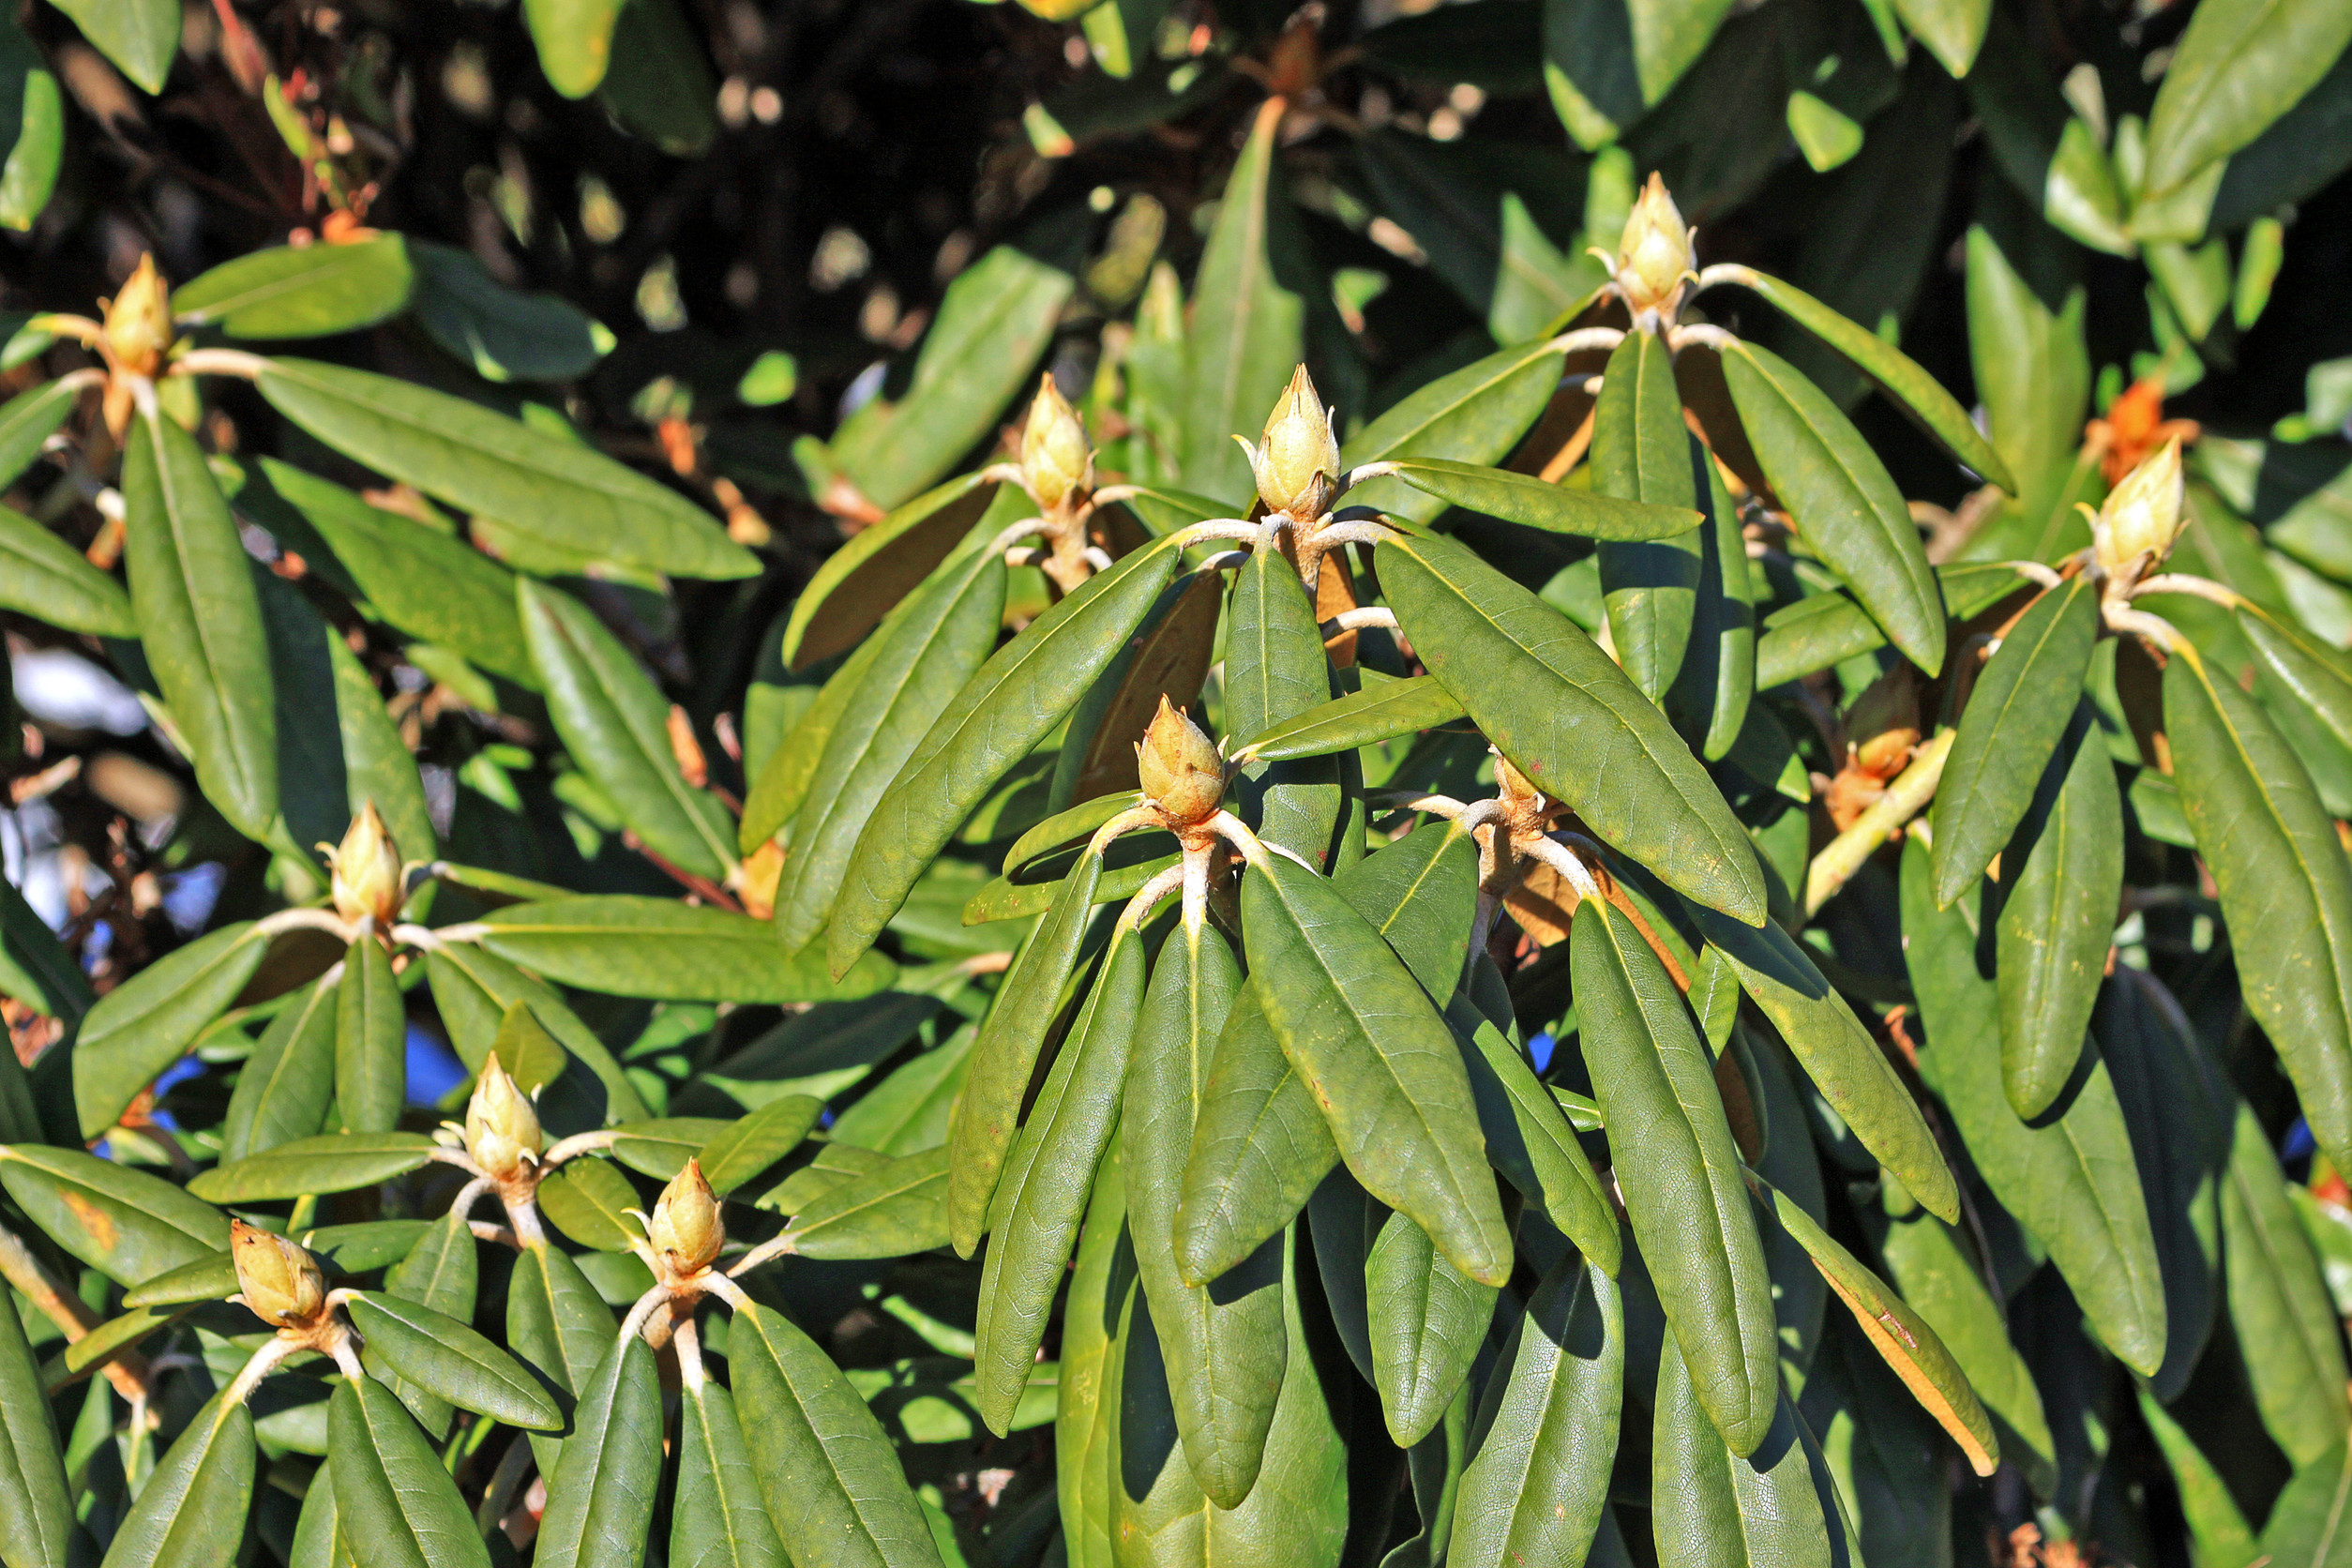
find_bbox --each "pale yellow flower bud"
[328,801,404,927]
[2094,436,2186,579]
[1136,696,1224,827]
[102,254,173,378]
[649,1158,724,1275]
[1615,173,1694,318]
[232,1220,326,1328]
[1240,364,1340,518]
[1020,374,1092,511]
[464,1052,542,1180]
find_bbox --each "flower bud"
[464,1051,543,1180]
[103,254,174,378]
[232,1220,326,1328]
[1615,173,1693,317]
[1136,696,1224,827]
[328,801,404,927]
[1019,374,1092,511]
[1240,365,1340,518]
[649,1158,724,1275]
[1845,670,1921,781]
[2094,436,2186,578]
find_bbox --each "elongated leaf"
[2139,1392,2262,1568]
[222,970,339,1161]
[1243,852,1511,1286]
[523,0,622,95]
[124,405,277,837]
[125,1219,428,1307]
[1683,901,1958,1223]
[190,1132,437,1201]
[1368,1206,1499,1446]
[374,1209,478,1437]
[1059,1143,1125,1568]
[700,1095,825,1195]
[779,472,998,671]
[1593,329,1701,701]
[1452,993,1619,1273]
[1720,338,1944,674]
[536,1156,642,1251]
[409,241,613,384]
[425,943,646,1120]
[1385,457,1699,541]
[776,545,1007,952]
[1180,98,1303,505]
[536,1334,663,1568]
[675,1376,788,1568]
[1340,338,1567,523]
[1543,0,1731,145]
[1756,564,2023,689]
[2244,606,2352,758]
[0,23,59,235]
[98,1395,253,1568]
[0,1146,225,1286]
[0,502,133,635]
[1447,1253,1621,1568]
[2168,648,2352,1181]
[1652,1340,1856,1568]
[782,1146,949,1258]
[328,1375,488,1568]
[507,1240,614,1473]
[1930,578,2099,904]
[1797,1321,1954,1568]
[2225,1101,2351,1466]
[974,930,1143,1432]
[475,896,894,1003]
[1227,540,1340,860]
[1995,705,2121,1119]
[173,237,412,339]
[335,936,405,1137]
[1898,836,2166,1375]
[829,534,1184,973]
[2142,0,2352,200]
[1233,675,1467,764]
[257,358,755,580]
[0,1231,68,1568]
[1575,897,1778,1455]
[731,1301,944,1568]
[1964,221,2091,522]
[1964,9,2131,255]
[51,0,174,92]
[1380,530,1764,924]
[346,1292,563,1429]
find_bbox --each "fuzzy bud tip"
[231,1220,326,1328]
[464,1051,543,1180]
[1137,696,1224,827]
[103,254,173,378]
[328,801,404,927]
[1616,173,1693,317]
[2095,436,2186,578]
[1242,364,1340,518]
[1020,374,1093,511]
[649,1158,724,1275]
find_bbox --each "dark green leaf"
[475,896,896,1003]
[2141,0,2352,201]
[699,1096,825,1195]
[1385,457,1700,541]
[536,1157,643,1251]
[0,501,133,636]
[97,1395,253,1568]
[1232,675,1466,764]
[1651,1340,1857,1568]
[1367,1206,1499,1446]
[1178,98,1303,506]
[1594,329,1702,701]
[189,1132,438,1201]
[1755,564,2023,689]
[0,1145,226,1286]
[173,237,412,339]
[674,1376,788,1568]
[781,1146,950,1259]
[409,241,612,383]
[335,936,406,1137]
[535,1334,662,1568]
[347,1291,564,1430]
[222,969,339,1161]
[327,1374,490,1568]
[2224,1100,2351,1467]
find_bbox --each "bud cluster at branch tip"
[325,801,404,927]
[464,1051,543,1180]
[1019,373,1093,512]
[1238,364,1341,519]
[1137,696,1225,829]
[102,254,173,378]
[1615,173,1694,321]
[231,1220,326,1329]
[2093,436,2186,581]
[649,1158,725,1278]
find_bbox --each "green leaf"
[699,1095,825,1195]
[675,1377,788,1568]
[1541,0,1735,146]
[1668,453,1755,758]
[327,1375,489,1568]
[2261,1439,2352,1568]
[475,896,895,1003]
[731,1300,945,1568]
[0,380,73,492]
[2138,1392,2261,1568]
[1796,1323,1954,1568]
[222,969,339,1161]
[780,1145,949,1258]
[1889,0,1988,75]
[0,1145,225,1286]
[1452,991,1619,1274]
[1058,1142,1124,1568]
[973,930,1143,1432]
[173,237,412,339]
[596,0,716,155]
[2224,1100,2352,1467]
[1995,707,2121,1119]
[506,1240,616,1476]
[124,404,279,837]
[775,545,1008,952]
[523,0,624,95]
[122,1220,429,1307]
[376,1209,477,1437]
[1367,1206,1499,1446]
[1932,578,2099,904]
[262,460,532,686]
[0,875,87,1032]
[779,473,1000,673]
[0,1223,69,1568]
[1719,338,1945,674]
[345,1291,564,1430]
[2142,0,2352,201]
[1232,675,1467,765]
[51,0,174,92]
[1226,541,1341,861]
[825,1032,971,1157]
[191,1132,439,1201]
[335,936,406,1137]
[1965,222,2092,524]
[828,532,1184,974]
[0,18,61,233]
[1651,1340,1857,1568]
[1594,329,1702,701]
[1340,338,1568,525]
[1898,836,2166,1376]
[427,945,650,1122]
[1380,529,1765,925]
[1755,564,2023,690]
[257,358,755,580]
[609,1117,734,1180]
[2168,647,2352,1182]
[98,1395,253,1568]
[832,241,1077,512]
[535,1334,662,1568]
[1446,1253,1621,1568]
[0,502,131,636]
[73,921,268,1138]
[2243,604,2352,760]
[410,240,612,383]
[1724,268,2014,492]
[1179,99,1304,506]
[1964,11,2130,256]
[537,1157,643,1251]
[1574,897,1778,1455]
[1386,458,1701,542]
[329,633,437,867]
[1244,852,1511,1286]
